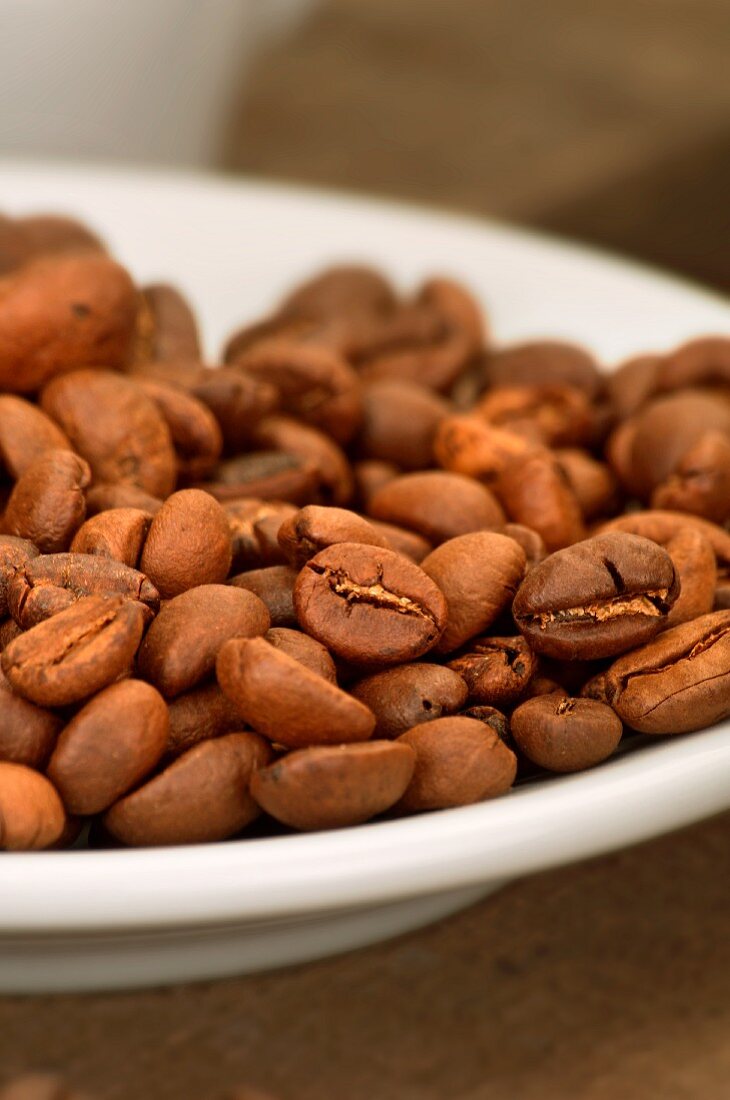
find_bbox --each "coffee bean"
[434,414,537,484]
[358,379,450,469]
[457,704,511,744]
[277,504,390,569]
[294,542,447,665]
[0,394,71,478]
[421,531,526,652]
[478,383,598,448]
[18,213,105,258]
[598,510,730,584]
[606,354,662,419]
[70,508,153,567]
[141,282,201,362]
[135,376,223,482]
[368,470,505,543]
[658,336,730,391]
[251,741,415,831]
[651,430,730,524]
[278,264,396,324]
[103,732,270,846]
[47,680,168,815]
[1,595,146,706]
[513,532,679,659]
[165,682,244,758]
[199,450,320,506]
[605,610,730,733]
[0,762,66,850]
[217,636,375,748]
[264,627,337,682]
[3,449,90,553]
[85,483,163,517]
[351,663,468,738]
[494,451,585,552]
[554,448,621,519]
[499,524,546,568]
[485,340,602,396]
[511,694,623,772]
[189,366,280,453]
[396,716,517,811]
[140,489,232,598]
[138,584,270,698]
[226,500,297,572]
[252,415,354,505]
[0,535,39,617]
[665,529,716,627]
[0,668,62,768]
[367,520,431,563]
[231,565,298,627]
[628,390,730,499]
[448,636,536,707]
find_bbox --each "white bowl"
[0,161,729,994]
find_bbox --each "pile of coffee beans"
[0,211,728,850]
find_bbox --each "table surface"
[2,2,729,1096]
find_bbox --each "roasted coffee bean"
[494,451,585,552]
[458,704,511,743]
[554,448,620,519]
[85,482,163,517]
[396,716,517,811]
[658,336,730,391]
[605,610,730,733]
[189,366,280,452]
[359,322,474,393]
[351,663,468,739]
[628,390,730,499]
[499,524,546,568]
[434,414,537,484]
[0,254,137,393]
[18,213,105,258]
[0,394,71,478]
[41,369,177,497]
[598,511,730,583]
[606,354,662,418]
[252,415,354,505]
[0,668,62,768]
[264,626,337,682]
[0,762,66,850]
[278,504,390,569]
[0,535,39,617]
[138,584,270,698]
[367,520,431,563]
[1,595,146,707]
[278,264,397,324]
[231,565,298,627]
[485,340,602,396]
[251,741,415,831]
[70,508,153,567]
[140,489,232,598]
[579,671,610,703]
[0,619,21,651]
[134,376,223,482]
[358,380,450,469]
[651,430,730,523]
[200,450,320,505]
[226,500,298,572]
[511,694,623,772]
[47,680,169,815]
[513,533,679,659]
[294,542,447,665]
[605,418,645,498]
[141,283,201,362]
[7,552,159,630]
[421,531,526,652]
[103,732,270,846]
[217,636,375,747]
[448,635,536,707]
[368,470,505,543]
[3,449,90,553]
[165,682,244,757]
[665,528,716,627]
[477,383,597,448]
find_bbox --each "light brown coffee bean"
[140,489,232,598]
[477,383,598,448]
[368,470,505,543]
[1,594,146,706]
[597,510,730,579]
[278,264,397,324]
[353,459,400,507]
[103,732,271,845]
[421,531,526,652]
[277,504,390,569]
[251,741,415,831]
[0,668,62,768]
[554,448,620,520]
[651,430,730,524]
[231,565,299,627]
[264,627,337,682]
[0,394,71,478]
[141,283,201,362]
[198,451,319,506]
[217,636,375,748]
[138,584,270,698]
[511,694,623,772]
[485,340,602,396]
[494,451,586,552]
[658,336,730,391]
[351,663,468,738]
[165,682,244,757]
[47,680,169,814]
[499,524,546,568]
[70,508,153,567]
[0,762,66,850]
[396,716,517,811]
[434,414,538,484]
[3,449,90,553]
[665,528,717,627]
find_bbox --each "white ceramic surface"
[0,162,729,993]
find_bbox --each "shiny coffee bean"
[3,449,90,553]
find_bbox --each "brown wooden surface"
[2,2,729,1096]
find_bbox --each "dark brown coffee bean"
[294,542,447,665]
[264,627,337,682]
[448,635,536,707]
[251,741,414,831]
[3,449,90,553]
[494,451,586,552]
[134,377,223,482]
[554,448,620,520]
[47,680,169,815]
[70,508,153,567]
[1,594,146,707]
[478,383,598,448]
[252,416,354,505]
[396,716,517,811]
[85,482,163,517]
[485,340,602,396]
[353,459,400,507]
[368,470,505,544]
[0,762,66,850]
[628,390,730,499]
[141,283,201,362]
[511,694,623,772]
[166,682,244,757]
[367,520,432,563]
[41,369,177,497]
[421,531,526,652]
[200,451,320,505]
[138,584,270,698]
[434,414,537,484]
[651,430,730,524]
[0,394,71,478]
[217,636,375,748]
[351,663,468,738]
[665,529,716,627]
[18,213,105,258]
[0,535,39,617]
[231,565,298,627]
[513,532,679,659]
[606,354,662,418]
[0,668,62,768]
[0,254,137,393]
[358,380,450,469]
[605,610,730,733]
[277,505,390,570]
[226,500,298,572]
[658,336,730,391]
[140,489,232,598]
[103,732,270,846]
